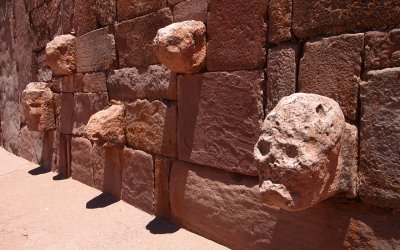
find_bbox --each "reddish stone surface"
[72,93,109,135]
[173,0,208,23]
[92,142,105,191]
[126,100,177,157]
[177,71,263,176]
[45,35,76,76]
[51,75,75,93]
[103,147,123,198]
[117,0,166,22]
[26,0,45,11]
[299,34,363,122]
[268,0,292,43]
[170,160,400,250]
[359,68,400,209]
[83,72,107,93]
[364,29,400,72]
[122,148,155,214]
[266,44,298,112]
[116,8,172,68]
[71,137,93,186]
[155,155,171,219]
[73,0,97,36]
[76,27,116,73]
[206,0,267,71]
[18,126,42,164]
[293,0,400,39]
[36,51,52,83]
[95,0,116,27]
[41,130,59,172]
[59,93,74,134]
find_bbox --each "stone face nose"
[254,93,358,211]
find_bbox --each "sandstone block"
[173,0,208,23]
[155,155,171,219]
[365,29,400,72]
[72,93,109,135]
[45,34,76,76]
[266,44,298,112]
[122,148,155,214]
[73,0,97,36]
[19,126,43,164]
[61,0,74,34]
[116,8,173,68]
[154,20,206,73]
[359,68,400,209]
[71,137,93,186]
[268,0,292,43]
[117,0,166,22]
[254,93,357,211]
[293,0,400,39]
[126,100,177,157]
[83,72,107,93]
[299,34,363,122]
[51,75,75,93]
[107,65,176,101]
[76,27,116,73]
[206,0,266,71]
[84,104,126,146]
[177,71,263,176]
[95,0,116,26]
[92,142,105,190]
[22,82,56,132]
[103,147,123,198]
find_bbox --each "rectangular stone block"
[155,155,171,219]
[122,148,155,214]
[299,34,363,122]
[59,93,74,134]
[293,0,400,39]
[92,142,105,190]
[266,43,298,112]
[268,0,292,43]
[76,27,116,73]
[83,72,107,93]
[177,71,263,176]
[51,75,75,93]
[72,93,109,135]
[126,100,177,157]
[73,0,97,36]
[173,0,208,23]
[117,0,166,22]
[365,29,400,72]
[107,65,177,101]
[95,0,116,27]
[170,160,400,250]
[116,8,172,68]
[71,137,93,186]
[206,0,267,71]
[359,68,400,209]
[103,147,123,198]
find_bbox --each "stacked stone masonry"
[1,0,399,249]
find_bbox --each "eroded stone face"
[45,34,76,76]
[22,82,56,132]
[254,93,347,211]
[154,20,206,73]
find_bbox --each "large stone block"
[95,0,116,27]
[72,93,109,135]
[107,65,176,101]
[71,137,93,186]
[364,29,400,72]
[299,34,363,122]
[46,34,76,76]
[170,160,400,250]
[117,0,166,22]
[359,68,400,209]
[126,100,177,157]
[122,148,155,214]
[83,72,107,93]
[293,0,400,39]
[103,147,123,198]
[268,0,292,43]
[206,0,267,71]
[18,126,43,164]
[155,155,171,219]
[76,27,116,73]
[116,8,172,68]
[266,44,298,112]
[173,0,208,23]
[177,71,263,176]
[73,0,97,36]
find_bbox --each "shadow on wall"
[146,217,180,234]
[86,193,119,209]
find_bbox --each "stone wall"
[0,0,399,249]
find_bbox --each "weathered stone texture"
[59,93,74,134]
[154,20,206,74]
[73,0,97,36]
[170,160,400,250]
[36,51,52,83]
[83,72,107,93]
[72,93,109,135]
[299,34,363,122]
[26,0,45,11]
[359,68,400,209]
[266,44,297,112]
[71,137,93,186]
[51,75,75,93]
[268,0,292,43]
[117,0,166,22]
[46,34,76,76]
[116,8,173,68]
[206,0,267,71]
[365,29,400,72]
[293,0,400,39]
[126,100,177,157]
[103,147,123,198]
[92,142,105,190]
[177,71,263,176]
[173,0,208,23]
[122,148,155,214]
[19,126,43,164]
[95,0,116,27]
[76,27,116,73]
[107,65,176,101]
[155,155,171,219]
